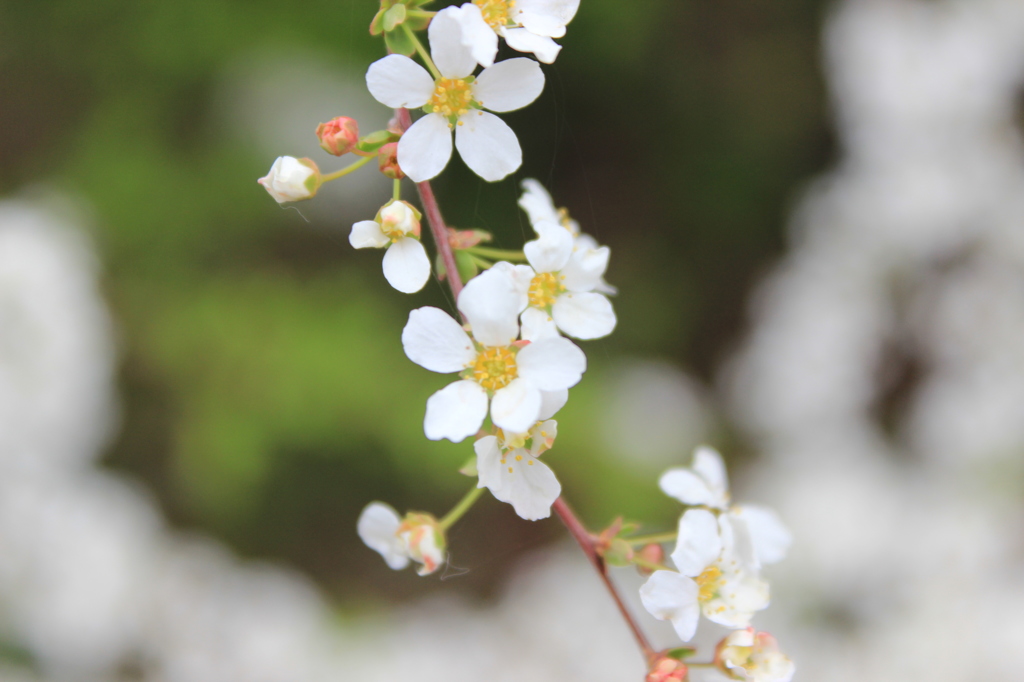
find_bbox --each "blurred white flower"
[451,0,580,65]
[715,628,795,682]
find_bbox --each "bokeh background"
[3,0,1024,679]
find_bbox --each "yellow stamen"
[471,346,518,391]
[528,272,565,309]
[473,0,514,29]
[695,565,723,603]
[428,77,474,121]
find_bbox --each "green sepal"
[618,522,641,537]
[458,456,478,477]
[382,4,407,32]
[384,27,417,56]
[665,647,697,660]
[602,538,635,567]
[404,14,431,31]
[357,130,398,155]
[455,250,480,284]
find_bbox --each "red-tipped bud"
[446,227,492,250]
[636,543,665,575]
[317,117,360,156]
[377,142,404,179]
[647,656,689,682]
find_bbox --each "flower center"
[528,272,565,308]
[473,0,516,29]
[472,346,518,391]
[427,78,475,122]
[695,565,723,603]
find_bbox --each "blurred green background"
[0,0,833,604]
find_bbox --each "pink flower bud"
[377,142,404,179]
[636,543,665,576]
[646,656,689,682]
[317,117,360,156]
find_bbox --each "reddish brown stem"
[394,108,463,299]
[552,497,657,663]
[393,107,652,666]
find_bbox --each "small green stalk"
[438,485,484,531]
[626,532,678,547]
[402,23,440,79]
[631,556,673,572]
[393,178,402,201]
[465,246,528,261]
[321,155,374,182]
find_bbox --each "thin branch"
[394,108,463,300]
[552,497,656,663]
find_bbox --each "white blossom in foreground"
[357,502,446,576]
[714,629,795,682]
[451,0,581,65]
[518,178,617,296]
[639,510,769,641]
[257,156,321,203]
[513,221,617,341]
[403,267,585,442]
[365,7,545,182]
[350,200,431,294]
[475,419,560,520]
[660,446,792,565]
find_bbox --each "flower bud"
[377,142,404,179]
[636,543,665,575]
[377,199,421,238]
[398,512,446,576]
[317,117,360,156]
[447,227,492,250]
[646,656,689,682]
[258,156,321,203]
[714,629,794,682]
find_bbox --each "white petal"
[538,389,568,420]
[357,502,409,570]
[491,378,542,433]
[524,220,574,273]
[454,111,521,182]
[429,7,477,79]
[350,220,389,249]
[517,337,586,390]
[507,455,561,520]
[365,55,434,108]
[397,114,453,182]
[731,505,792,565]
[382,238,431,294]
[402,306,475,373]
[449,3,499,67]
[514,0,579,35]
[424,380,489,442]
[501,28,562,64]
[473,58,546,113]
[490,261,533,311]
[518,178,560,225]
[458,266,522,347]
[551,291,616,339]
[639,571,700,642]
[692,445,729,505]
[671,509,723,577]
[520,306,560,342]
[562,243,610,292]
[658,468,718,507]
[518,9,569,38]
[475,435,505,492]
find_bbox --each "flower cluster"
[636,447,794,681]
[257,2,795,678]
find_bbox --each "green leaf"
[384,27,417,56]
[382,4,407,32]
[370,8,387,35]
[665,647,697,660]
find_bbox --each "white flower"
[356,503,446,576]
[640,510,769,641]
[350,200,431,294]
[257,156,321,203]
[512,222,616,341]
[659,446,792,566]
[475,419,561,520]
[365,7,545,182]
[518,178,617,296]
[715,629,795,682]
[402,266,586,442]
[452,0,580,65]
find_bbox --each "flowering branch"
[553,497,657,663]
[395,107,463,300]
